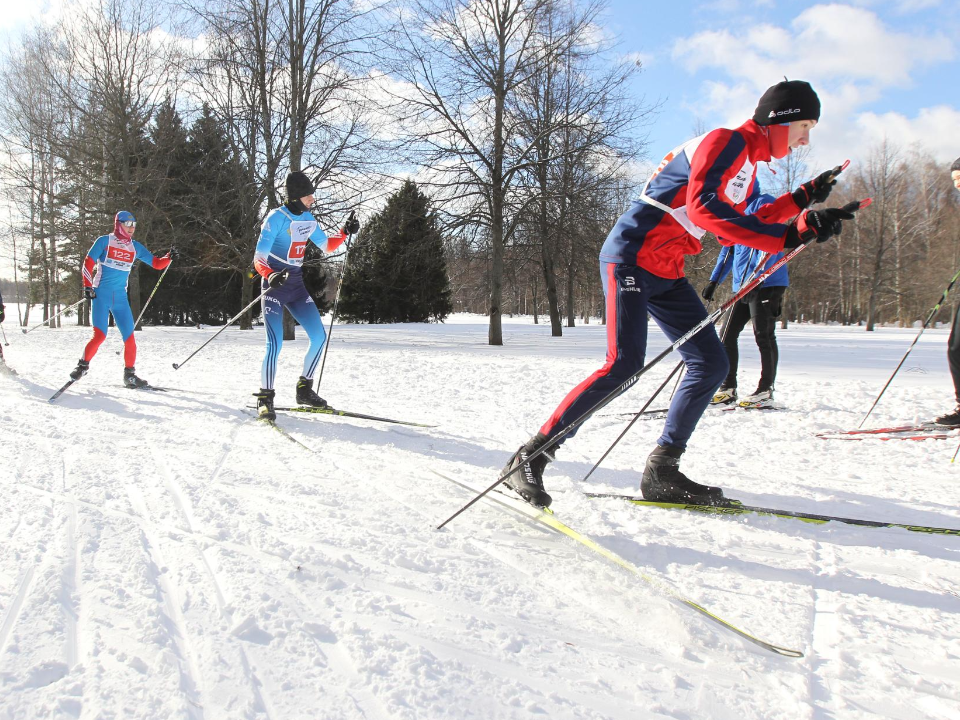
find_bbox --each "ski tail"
[435,470,803,657]
[49,379,77,402]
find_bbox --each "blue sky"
[601,0,960,170]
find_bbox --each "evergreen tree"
[339,181,452,323]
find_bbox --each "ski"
[610,405,782,421]
[584,493,960,537]
[815,423,945,437]
[245,410,317,453]
[818,432,951,442]
[49,378,78,402]
[434,469,803,658]
[245,405,436,428]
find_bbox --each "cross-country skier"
[703,183,788,408]
[935,156,960,426]
[502,79,859,508]
[0,286,12,374]
[68,211,171,388]
[252,170,360,421]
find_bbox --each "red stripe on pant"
[82,328,107,362]
[539,263,619,438]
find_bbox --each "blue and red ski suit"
[80,215,170,367]
[540,119,805,450]
[253,205,347,390]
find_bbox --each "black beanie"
[952,157,960,173]
[754,80,820,126]
[285,171,315,201]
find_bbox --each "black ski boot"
[295,376,327,408]
[501,433,554,508]
[70,359,90,381]
[640,444,726,506]
[123,366,149,389]
[254,388,276,421]
[935,405,960,427]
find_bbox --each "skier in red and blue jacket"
[68,211,171,388]
[503,80,858,508]
[252,170,359,420]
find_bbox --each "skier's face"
[787,119,817,150]
[300,194,315,209]
[952,171,960,192]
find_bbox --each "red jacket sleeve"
[82,256,97,288]
[686,129,791,253]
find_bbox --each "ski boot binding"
[641,444,726,506]
[501,434,554,508]
[124,366,149,389]
[254,388,276,421]
[70,359,90,381]
[296,376,327,408]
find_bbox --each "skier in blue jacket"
[252,170,359,420]
[701,183,788,407]
[69,211,171,388]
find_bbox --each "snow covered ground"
[2,312,959,719]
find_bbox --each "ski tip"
[840,159,850,172]
[857,197,873,209]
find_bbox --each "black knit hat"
[285,171,315,201]
[754,80,820,126]
[952,157,960,173]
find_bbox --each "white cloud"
[674,5,952,89]
[670,4,957,170]
[854,106,960,163]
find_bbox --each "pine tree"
[339,181,452,323]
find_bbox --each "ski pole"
[859,266,960,428]
[1,322,8,346]
[116,261,172,355]
[21,298,85,334]
[583,254,771,483]
[316,210,357,389]
[172,286,271,370]
[437,200,870,529]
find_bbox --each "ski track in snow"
[1,315,960,719]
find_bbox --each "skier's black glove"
[344,216,360,235]
[267,270,289,288]
[701,281,718,301]
[784,203,858,248]
[0,303,5,323]
[792,164,844,209]
[84,286,97,300]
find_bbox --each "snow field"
[1,315,959,719]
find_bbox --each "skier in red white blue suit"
[252,170,359,420]
[503,80,859,508]
[69,211,171,388]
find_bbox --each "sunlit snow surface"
[2,313,959,719]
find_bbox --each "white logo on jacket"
[724,160,754,205]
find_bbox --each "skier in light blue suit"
[252,170,359,420]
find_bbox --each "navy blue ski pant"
[540,262,728,450]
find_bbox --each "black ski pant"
[720,285,786,393]
[950,302,960,403]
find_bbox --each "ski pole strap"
[172,285,270,370]
[21,298,86,334]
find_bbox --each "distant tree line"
[1,0,957,341]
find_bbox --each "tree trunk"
[240,270,255,329]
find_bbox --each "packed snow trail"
[2,316,959,719]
